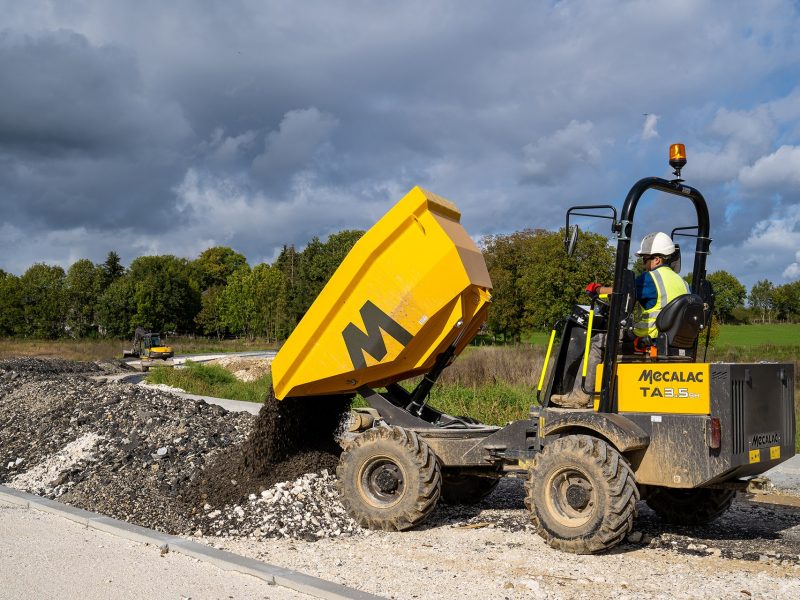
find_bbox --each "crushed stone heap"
[0,357,359,540]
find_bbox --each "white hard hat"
[636,232,675,256]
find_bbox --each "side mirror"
[565,225,579,257]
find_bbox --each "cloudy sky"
[1,1,799,290]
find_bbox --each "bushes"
[423,345,543,425]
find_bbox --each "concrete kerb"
[0,485,31,508]
[91,515,174,547]
[0,485,383,600]
[27,495,96,527]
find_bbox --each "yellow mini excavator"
[123,327,174,366]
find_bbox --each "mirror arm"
[564,204,619,256]
[565,205,618,235]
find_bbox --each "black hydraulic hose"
[406,343,457,414]
[406,321,467,414]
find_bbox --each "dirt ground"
[207,480,800,599]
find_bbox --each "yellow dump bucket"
[272,186,492,399]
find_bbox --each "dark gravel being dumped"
[189,393,352,509]
[0,357,359,540]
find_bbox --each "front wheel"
[336,426,441,531]
[526,435,639,554]
[645,487,734,525]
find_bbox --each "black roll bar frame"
[598,177,711,414]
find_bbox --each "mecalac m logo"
[342,300,413,370]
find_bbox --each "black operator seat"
[654,293,706,351]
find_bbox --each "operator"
[550,232,690,408]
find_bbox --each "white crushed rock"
[199,470,361,541]
[208,356,272,382]
[138,381,187,394]
[8,432,103,494]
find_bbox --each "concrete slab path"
[0,488,381,600]
[0,501,308,600]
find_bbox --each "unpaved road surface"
[1,358,798,599]
[207,481,800,599]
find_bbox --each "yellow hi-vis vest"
[634,266,691,337]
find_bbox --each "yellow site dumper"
[270,153,795,554]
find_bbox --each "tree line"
[0,229,364,341]
[482,230,800,336]
[0,228,798,342]
[680,271,800,325]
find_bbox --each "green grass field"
[0,336,277,361]
[715,323,800,347]
[712,324,800,366]
[0,323,793,360]
[520,323,800,351]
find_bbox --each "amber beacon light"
[669,143,687,178]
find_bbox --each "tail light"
[708,417,721,449]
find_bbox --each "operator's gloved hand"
[585,282,602,296]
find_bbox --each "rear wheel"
[336,426,441,531]
[440,469,501,505]
[526,435,639,554]
[645,487,734,525]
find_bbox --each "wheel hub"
[359,457,406,507]
[375,466,401,493]
[545,467,596,527]
[566,484,590,510]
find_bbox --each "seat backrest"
[654,293,705,349]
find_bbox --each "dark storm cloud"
[0,1,799,290]
[0,28,190,232]
[0,30,138,153]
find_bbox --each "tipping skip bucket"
[271,186,492,399]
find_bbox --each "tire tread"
[336,426,441,531]
[525,435,639,554]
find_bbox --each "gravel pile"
[199,470,361,540]
[2,356,107,375]
[0,357,359,540]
